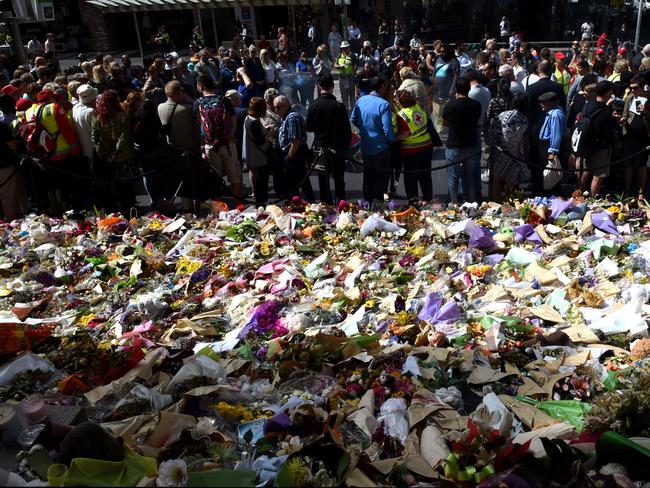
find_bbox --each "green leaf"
[336,454,350,481]
[603,370,621,391]
[187,469,256,487]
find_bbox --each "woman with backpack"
[91,90,136,211]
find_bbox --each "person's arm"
[238,68,253,89]
[425,52,435,72]
[350,103,360,127]
[250,120,269,149]
[548,111,563,154]
[381,102,396,143]
[396,114,410,140]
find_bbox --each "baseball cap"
[15,98,33,111]
[596,48,605,55]
[363,40,372,48]
[618,47,628,55]
[554,52,566,60]
[1,84,19,97]
[36,89,56,103]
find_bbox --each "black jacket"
[526,78,567,131]
[306,92,352,153]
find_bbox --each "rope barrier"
[3,141,649,207]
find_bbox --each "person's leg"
[403,153,418,200]
[331,153,346,204]
[296,145,315,201]
[0,166,28,221]
[446,147,460,203]
[254,164,269,205]
[462,145,480,203]
[638,164,647,199]
[362,153,373,202]
[220,142,243,198]
[318,170,333,204]
[373,149,391,202]
[418,146,434,201]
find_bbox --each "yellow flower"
[176,256,202,275]
[149,220,165,230]
[365,300,375,309]
[78,314,95,326]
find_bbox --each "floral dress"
[488,109,530,185]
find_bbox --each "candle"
[20,398,48,424]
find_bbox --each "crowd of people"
[1,18,650,220]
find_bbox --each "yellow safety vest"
[398,104,431,151]
[337,53,354,77]
[555,67,570,95]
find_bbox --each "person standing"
[336,41,356,110]
[243,97,272,206]
[295,51,315,107]
[395,89,433,202]
[27,35,43,55]
[431,44,460,129]
[537,92,565,194]
[72,84,97,163]
[306,73,352,204]
[350,76,396,205]
[499,17,510,43]
[488,92,529,201]
[275,95,315,201]
[91,90,136,211]
[442,78,482,203]
[328,25,342,62]
[307,20,318,54]
[348,20,362,53]
[313,44,333,79]
[158,80,200,152]
[194,49,220,86]
[526,60,566,193]
[578,81,618,196]
[621,77,650,199]
[194,74,243,200]
[398,67,430,116]
[44,33,56,55]
[378,21,390,52]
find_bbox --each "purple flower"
[239,300,286,338]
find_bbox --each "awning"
[85,0,323,13]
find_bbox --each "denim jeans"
[446,145,481,203]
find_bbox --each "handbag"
[426,117,443,147]
[310,146,335,175]
[543,154,562,190]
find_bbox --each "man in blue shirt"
[275,95,315,202]
[538,91,566,193]
[350,76,396,204]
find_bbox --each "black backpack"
[571,105,607,157]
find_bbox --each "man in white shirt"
[44,33,55,54]
[72,84,97,163]
[581,19,594,40]
[348,20,362,53]
[27,35,43,54]
[498,64,524,95]
[307,20,316,51]
[499,16,510,42]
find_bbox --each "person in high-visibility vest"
[395,89,433,201]
[335,41,356,111]
[553,52,571,95]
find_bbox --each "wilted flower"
[156,459,187,487]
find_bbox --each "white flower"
[156,459,188,487]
